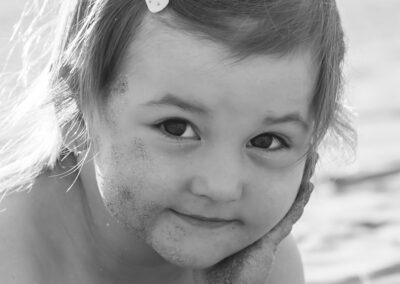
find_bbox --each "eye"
[248,133,288,151]
[158,118,199,140]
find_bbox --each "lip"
[170,209,238,229]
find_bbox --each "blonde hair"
[0,1,76,198]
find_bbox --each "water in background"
[1,1,399,283]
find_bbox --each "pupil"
[252,135,273,148]
[164,120,187,136]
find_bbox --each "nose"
[189,149,245,203]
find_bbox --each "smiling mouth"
[170,209,239,229]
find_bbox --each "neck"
[69,152,191,283]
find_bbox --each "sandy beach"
[1,1,399,283]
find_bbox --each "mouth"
[170,209,239,229]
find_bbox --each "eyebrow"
[143,94,209,115]
[143,94,310,131]
[263,113,310,132]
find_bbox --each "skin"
[0,15,318,284]
[80,15,317,282]
[194,153,317,283]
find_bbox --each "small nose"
[189,150,244,203]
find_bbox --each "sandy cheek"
[94,142,161,236]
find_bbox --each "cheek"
[94,162,154,232]
[93,137,167,233]
[246,164,304,235]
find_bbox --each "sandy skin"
[0,14,318,284]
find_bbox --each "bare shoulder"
[0,187,45,283]
[267,234,305,284]
[0,170,74,283]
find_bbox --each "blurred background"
[296,1,400,283]
[1,1,399,283]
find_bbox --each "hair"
[0,0,356,199]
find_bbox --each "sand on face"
[1,1,400,284]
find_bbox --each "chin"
[149,236,228,269]
[144,217,253,270]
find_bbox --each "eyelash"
[155,118,200,141]
[249,133,290,152]
[154,118,290,151]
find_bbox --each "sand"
[1,1,399,283]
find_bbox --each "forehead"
[120,15,317,118]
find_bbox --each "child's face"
[90,17,316,268]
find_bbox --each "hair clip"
[145,0,169,13]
